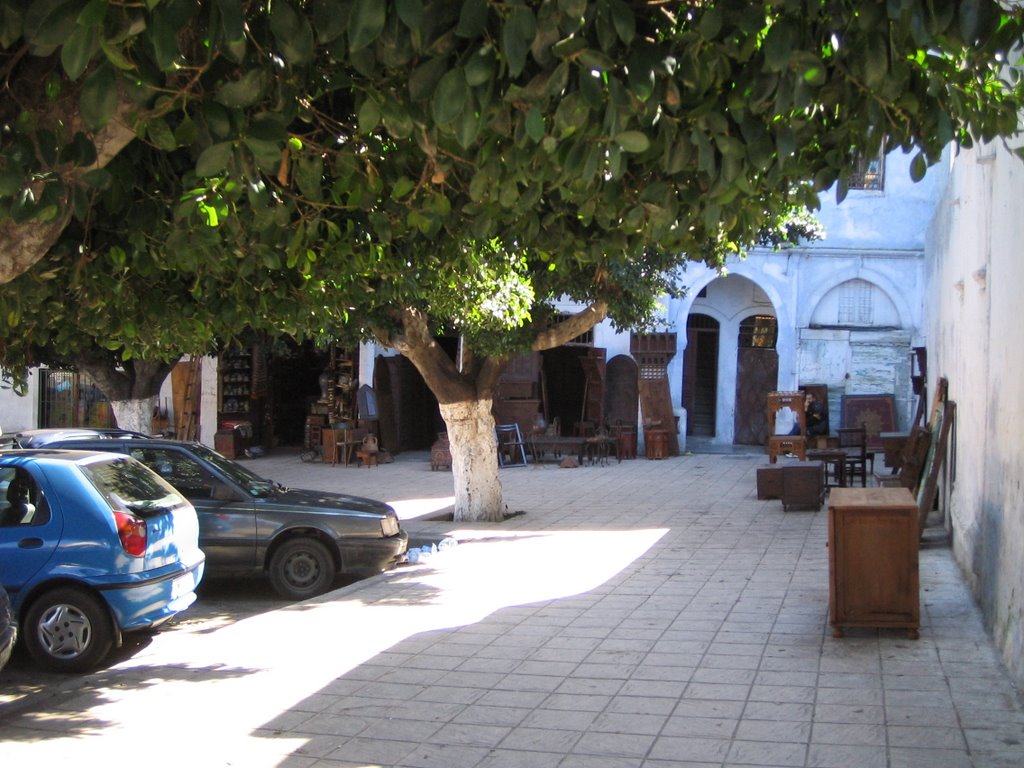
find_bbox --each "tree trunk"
[109,396,157,434]
[440,399,505,523]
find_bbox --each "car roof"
[0,447,141,466]
[6,428,152,448]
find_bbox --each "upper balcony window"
[848,152,885,191]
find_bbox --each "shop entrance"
[266,340,329,447]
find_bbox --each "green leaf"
[392,177,415,199]
[763,20,794,72]
[0,170,21,197]
[358,98,381,132]
[380,101,414,139]
[195,141,234,176]
[270,1,315,65]
[608,0,635,44]
[146,118,177,150]
[909,151,927,182]
[349,0,386,52]
[502,7,535,78]
[409,56,448,101]
[578,49,615,71]
[77,0,107,26]
[464,45,495,86]
[23,0,79,54]
[313,0,348,44]
[80,167,111,189]
[214,0,245,43]
[697,5,723,39]
[432,68,469,124]
[615,130,650,153]
[79,63,117,131]
[456,0,488,38]
[395,0,424,32]
[245,138,282,172]
[455,107,481,148]
[100,39,135,70]
[61,23,99,80]
[216,69,266,108]
[150,7,179,71]
[526,107,545,142]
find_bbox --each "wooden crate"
[781,461,824,511]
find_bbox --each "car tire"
[268,538,336,600]
[23,587,114,673]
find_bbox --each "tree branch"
[531,301,609,351]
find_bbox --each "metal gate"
[38,369,114,428]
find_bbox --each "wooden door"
[604,355,639,428]
[733,347,778,445]
[684,315,719,436]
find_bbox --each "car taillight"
[114,511,147,557]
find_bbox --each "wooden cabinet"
[827,487,920,639]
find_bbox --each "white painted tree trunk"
[439,399,506,523]
[109,397,157,435]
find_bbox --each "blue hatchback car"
[0,449,205,673]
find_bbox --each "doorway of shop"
[684,314,719,436]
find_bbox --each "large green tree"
[1,0,1023,520]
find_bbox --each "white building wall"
[926,140,1024,688]
[0,378,36,434]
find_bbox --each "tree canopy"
[1,0,1023,519]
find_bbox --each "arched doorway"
[684,314,719,436]
[733,315,779,445]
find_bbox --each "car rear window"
[81,456,187,519]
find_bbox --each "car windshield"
[82,456,187,518]
[193,444,278,497]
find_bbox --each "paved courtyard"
[0,447,1021,767]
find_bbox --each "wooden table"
[827,487,920,639]
[880,431,910,473]
[806,448,848,487]
[527,435,586,464]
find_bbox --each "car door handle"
[18,537,44,549]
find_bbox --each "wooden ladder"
[176,358,202,441]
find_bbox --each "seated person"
[2,472,36,526]
[805,392,829,436]
[789,391,829,436]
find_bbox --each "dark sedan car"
[39,436,408,600]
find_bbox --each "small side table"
[807,449,848,488]
[644,429,669,459]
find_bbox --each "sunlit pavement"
[1,448,1022,767]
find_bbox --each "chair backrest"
[837,425,867,456]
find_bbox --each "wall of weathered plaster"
[925,140,1024,688]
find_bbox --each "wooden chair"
[837,425,868,487]
[876,425,931,492]
[766,391,807,463]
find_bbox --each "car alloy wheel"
[268,537,335,600]
[24,587,114,673]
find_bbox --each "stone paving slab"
[0,448,1021,767]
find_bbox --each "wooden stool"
[356,449,379,468]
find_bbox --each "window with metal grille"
[849,152,885,191]
[38,369,114,428]
[738,315,778,349]
[556,313,594,345]
[838,280,874,325]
